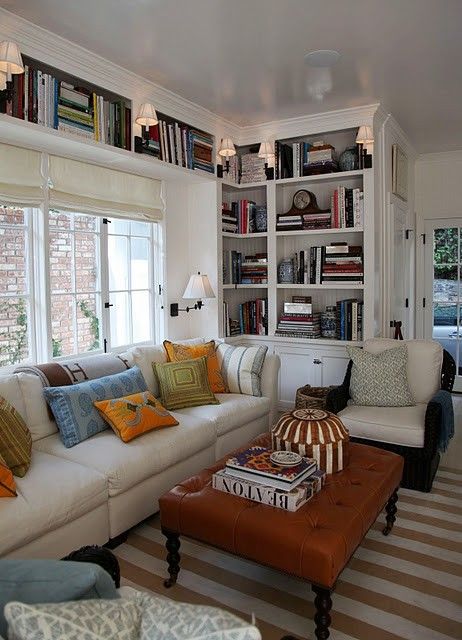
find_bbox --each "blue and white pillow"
[216,343,268,397]
[44,366,147,447]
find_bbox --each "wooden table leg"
[312,585,333,640]
[382,487,399,536]
[162,528,181,588]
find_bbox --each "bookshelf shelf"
[276,283,364,290]
[223,284,268,289]
[275,169,366,186]
[275,227,363,237]
[0,114,215,183]
[220,179,267,190]
[222,232,268,239]
[226,334,363,347]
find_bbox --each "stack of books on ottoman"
[212,446,326,511]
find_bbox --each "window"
[0,205,160,370]
[0,206,34,366]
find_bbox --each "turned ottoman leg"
[382,487,399,536]
[162,528,181,588]
[312,585,333,640]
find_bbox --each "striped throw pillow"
[216,344,268,397]
[153,356,218,410]
[0,396,32,477]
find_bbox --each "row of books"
[275,141,339,179]
[212,446,326,511]
[336,299,364,341]
[279,243,363,285]
[5,66,131,149]
[330,187,364,228]
[222,201,266,234]
[238,298,268,336]
[144,116,214,173]
[223,251,268,285]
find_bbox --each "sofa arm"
[260,354,281,428]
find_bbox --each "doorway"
[424,219,462,392]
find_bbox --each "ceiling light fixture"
[304,50,340,68]
[304,50,340,102]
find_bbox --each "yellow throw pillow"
[94,391,178,443]
[0,396,32,477]
[0,453,16,498]
[163,340,228,393]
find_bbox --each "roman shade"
[48,155,164,220]
[0,143,43,205]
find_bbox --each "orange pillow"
[163,340,228,393]
[94,391,178,443]
[0,453,17,498]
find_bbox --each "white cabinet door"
[274,345,320,411]
[319,352,350,387]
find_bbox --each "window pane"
[0,297,29,366]
[49,230,73,294]
[75,232,98,292]
[109,218,130,235]
[49,210,72,230]
[131,291,150,343]
[51,294,74,357]
[0,226,27,295]
[108,236,128,290]
[0,206,24,225]
[74,214,97,232]
[434,228,458,265]
[131,238,149,289]
[77,294,101,353]
[131,220,151,237]
[109,291,130,347]
[433,265,458,301]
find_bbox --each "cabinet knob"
[313,359,322,365]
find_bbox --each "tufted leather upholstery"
[159,434,403,589]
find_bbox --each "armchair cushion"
[364,338,442,404]
[0,559,119,637]
[338,403,427,447]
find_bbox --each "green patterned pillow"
[347,345,415,407]
[153,356,219,410]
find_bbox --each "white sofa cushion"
[364,338,442,404]
[129,338,206,396]
[33,411,216,497]
[174,393,270,437]
[339,403,428,447]
[0,375,26,422]
[17,373,58,441]
[0,451,107,556]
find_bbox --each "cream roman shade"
[48,155,163,220]
[0,143,43,205]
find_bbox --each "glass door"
[424,220,461,391]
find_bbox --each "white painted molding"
[416,150,462,164]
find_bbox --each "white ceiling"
[1,0,461,152]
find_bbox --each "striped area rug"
[115,467,462,640]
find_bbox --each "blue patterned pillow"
[44,366,147,448]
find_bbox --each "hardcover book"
[225,446,317,490]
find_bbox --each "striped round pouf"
[271,408,350,474]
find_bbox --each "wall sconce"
[135,102,159,150]
[217,137,236,177]
[170,272,215,317]
[356,125,374,169]
[0,41,24,104]
[258,141,274,180]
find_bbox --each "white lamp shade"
[135,102,158,127]
[183,273,215,300]
[356,125,374,144]
[218,137,236,158]
[0,41,24,75]
[258,141,273,159]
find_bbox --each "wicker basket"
[295,384,335,410]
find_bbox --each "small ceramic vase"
[278,259,294,284]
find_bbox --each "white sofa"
[0,339,280,559]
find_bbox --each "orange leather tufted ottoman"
[159,433,403,640]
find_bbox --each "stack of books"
[303,143,338,175]
[223,251,268,285]
[240,153,266,183]
[322,244,363,284]
[213,446,326,511]
[276,214,303,231]
[336,299,364,341]
[302,211,332,230]
[330,187,364,228]
[276,311,321,339]
[58,83,93,139]
[222,204,238,233]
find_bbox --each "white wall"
[415,151,462,337]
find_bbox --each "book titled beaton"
[212,468,327,511]
[225,446,317,490]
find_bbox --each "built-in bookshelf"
[217,127,374,345]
